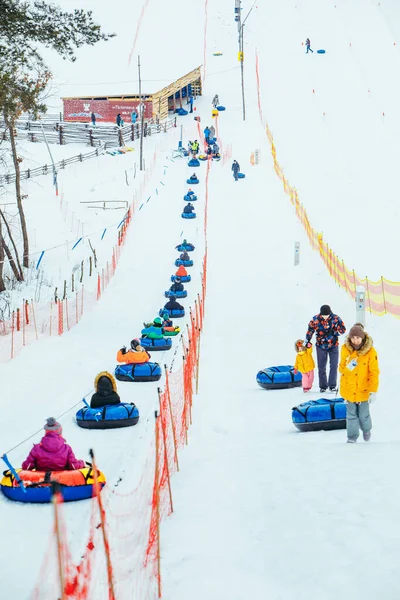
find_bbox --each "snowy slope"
[160,1,400,599]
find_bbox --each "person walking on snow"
[294,340,315,392]
[232,160,240,181]
[305,304,346,392]
[305,38,313,53]
[131,110,138,124]
[188,95,194,113]
[204,126,211,144]
[209,125,216,139]
[339,323,379,443]
[212,94,219,108]
[91,112,96,126]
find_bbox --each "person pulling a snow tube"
[116,340,151,364]
[161,295,185,319]
[1,418,102,503]
[292,397,347,432]
[256,365,302,390]
[186,173,199,184]
[76,371,139,429]
[115,362,162,382]
[176,240,195,252]
[171,265,191,283]
[182,203,196,219]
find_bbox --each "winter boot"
[347,437,357,444]
[363,431,371,442]
[320,388,327,393]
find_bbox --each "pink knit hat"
[44,417,62,435]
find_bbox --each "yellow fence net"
[265,123,400,318]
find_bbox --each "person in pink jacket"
[22,417,85,472]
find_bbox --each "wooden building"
[62,66,202,124]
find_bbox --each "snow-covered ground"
[1,0,400,598]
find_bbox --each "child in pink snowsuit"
[294,339,315,392]
[22,417,85,472]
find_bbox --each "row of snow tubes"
[256,365,347,432]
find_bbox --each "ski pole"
[1,453,26,492]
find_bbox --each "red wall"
[63,98,153,123]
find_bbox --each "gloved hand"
[369,393,377,403]
[120,346,127,355]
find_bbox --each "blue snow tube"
[216,106,226,111]
[115,362,162,382]
[175,259,193,267]
[184,194,197,201]
[317,49,326,54]
[165,289,187,299]
[171,274,191,283]
[160,307,185,319]
[237,173,245,179]
[188,158,200,167]
[176,243,195,252]
[76,403,139,429]
[292,398,346,432]
[186,178,199,184]
[256,365,301,390]
[0,467,105,503]
[140,337,172,352]
[176,108,188,115]
[182,212,196,219]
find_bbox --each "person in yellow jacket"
[339,323,379,443]
[294,339,315,392]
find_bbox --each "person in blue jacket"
[305,38,313,54]
[232,159,240,181]
[204,126,211,144]
[183,203,195,214]
[188,95,194,113]
[131,110,138,124]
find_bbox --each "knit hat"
[320,305,332,316]
[154,317,163,326]
[349,323,366,339]
[44,417,62,435]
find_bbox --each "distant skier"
[91,112,96,126]
[232,159,240,181]
[212,94,219,108]
[305,38,313,53]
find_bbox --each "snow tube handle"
[1,453,26,493]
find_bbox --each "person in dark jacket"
[90,371,121,409]
[116,113,122,127]
[206,145,213,156]
[212,142,220,155]
[232,160,240,181]
[179,250,190,261]
[91,112,96,126]
[164,295,184,312]
[170,277,184,293]
[183,203,195,214]
[305,304,346,392]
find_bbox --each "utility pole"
[40,119,58,195]
[138,55,144,171]
[237,0,257,121]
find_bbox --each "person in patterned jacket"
[305,304,346,393]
